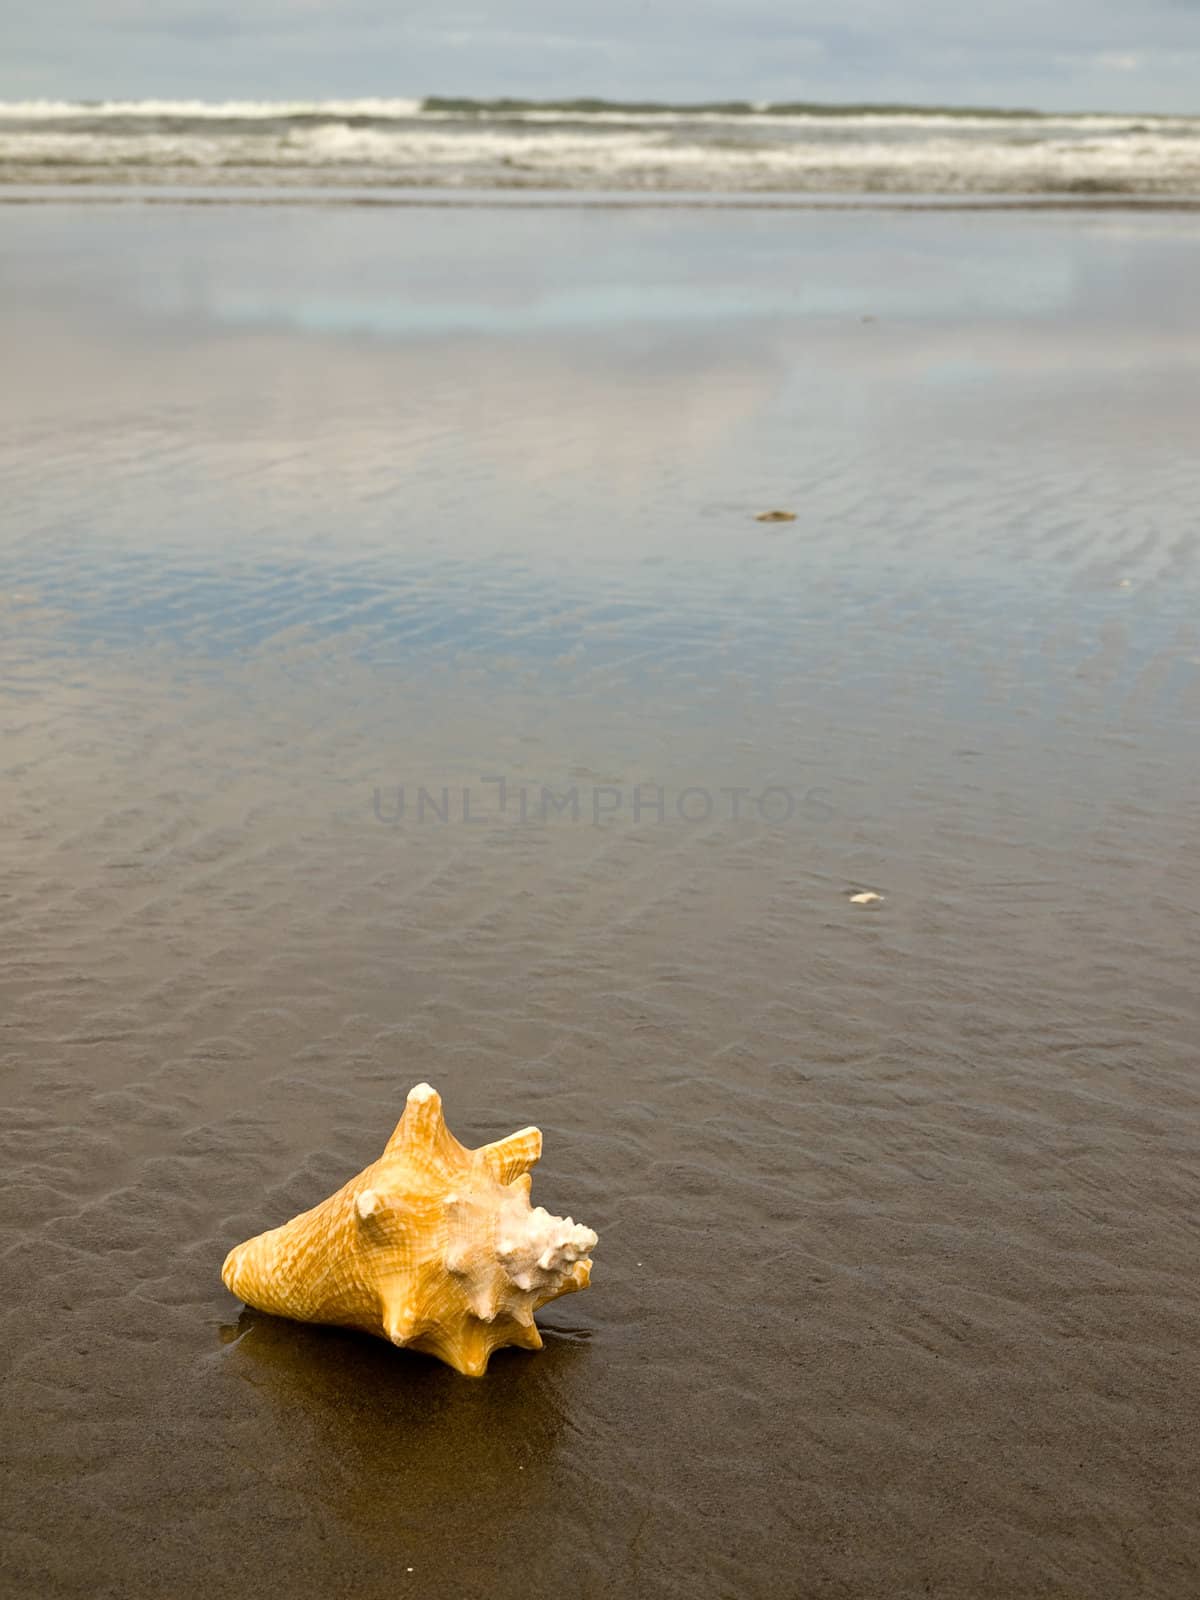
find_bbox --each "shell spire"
[221,1083,597,1377]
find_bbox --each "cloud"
[1,0,1198,110]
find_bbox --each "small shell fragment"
[848,890,884,904]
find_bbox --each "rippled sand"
[2,203,1199,1598]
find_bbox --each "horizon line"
[0,92,1194,120]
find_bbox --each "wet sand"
[2,203,1200,1598]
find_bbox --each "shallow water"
[2,203,1199,1598]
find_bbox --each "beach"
[2,198,1200,1597]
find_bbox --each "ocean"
[3,114,1200,1599]
[2,95,1200,196]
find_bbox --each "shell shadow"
[215,1309,588,1541]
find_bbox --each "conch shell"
[221,1083,597,1376]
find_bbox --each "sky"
[2,0,1199,114]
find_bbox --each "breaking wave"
[1,96,1198,196]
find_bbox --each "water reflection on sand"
[2,202,1200,1599]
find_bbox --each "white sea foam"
[0,98,1194,132]
[0,98,426,120]
[1,99,1197,195]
